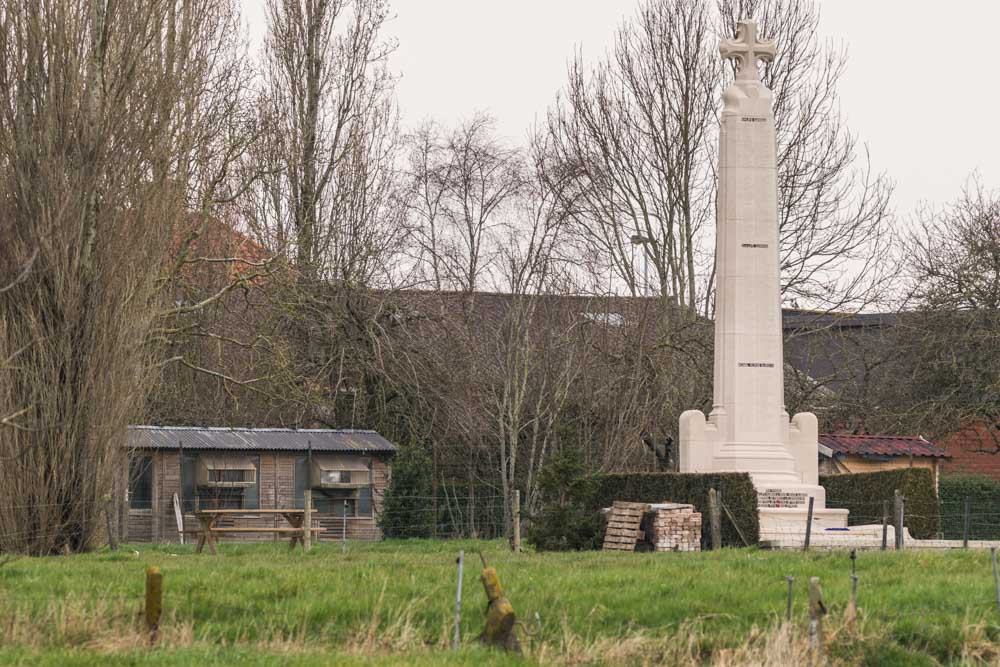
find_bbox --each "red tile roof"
[818,433,950,459]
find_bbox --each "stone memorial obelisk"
[678,20,847,538]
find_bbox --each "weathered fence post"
[707,488,722,550]
[145,566,163,645]
[454,550,464,651]
[881,500,889,551]
[892,489,903,549]
[963,497,971,548]
[803,496,815,551]
[808,577,825,666]
[103,494,117,551]
[785,576,794,622]
[512,490,521,553]
[303,489,312,552]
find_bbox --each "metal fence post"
[512,490,521,553]
[785,576,794,622]
[804,496,814,551]
[892,489,903,549]
[881,500,889,551]
[963,497,971,548]
[453,550,464,650]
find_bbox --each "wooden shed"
[122,426,395,543]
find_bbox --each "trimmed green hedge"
[590,473,760,548]
[938,474,1000,540]
[820,468,940,539]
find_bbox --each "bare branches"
[403,114,526,293]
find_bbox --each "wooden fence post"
[145,566,163,645]
[707,488,722,550]
[512,490,521,553]
[103,494,117,551]
[303,490,312,552]
[808,577,825,666]
[803,496,814,551]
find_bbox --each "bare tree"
[719,0,897,313]
[547,0,898,316]
[0,0,250,554]
[404,114,525,293]
[246,0,399,284]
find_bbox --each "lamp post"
[630,234,651,297]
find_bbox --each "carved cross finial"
[720,20,775,82]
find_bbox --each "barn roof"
[818,433,949,459]
[128,425,396,454]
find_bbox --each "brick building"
[817,433,950,489]
[123,426,395,543]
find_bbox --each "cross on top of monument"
[720,20,775,82]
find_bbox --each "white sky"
[241,0,1000,217]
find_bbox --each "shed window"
[182,454,260,510]
[310,455,371,488]
[128,456,154,510]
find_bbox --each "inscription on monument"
[738,362,775,368]
[741,243,769,248]
[741,116,767,122]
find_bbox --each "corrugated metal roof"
[818,433,949,459]
[128,425,396,454]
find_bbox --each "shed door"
[293,456,308,509]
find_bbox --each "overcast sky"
[242,0,999,218]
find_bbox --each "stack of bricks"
[644,503,702,552]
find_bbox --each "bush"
[380,443,434,538]
[526,448,605,551]
[526,459,760,550]
[938,474,1000,540]
[820,468,940,539]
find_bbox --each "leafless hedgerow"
[0,0,254,555]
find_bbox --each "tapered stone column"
[678,20,848,538]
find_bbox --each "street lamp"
[630,234,651,297]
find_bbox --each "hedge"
[938,474,1000,540]
[589,472,760,548]
[526,470,760,550]
[820,468,940,539]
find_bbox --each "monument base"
[758,507,849,542]
[678,408,850,543]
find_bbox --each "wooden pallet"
[602,501,651,551]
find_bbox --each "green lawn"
[1,540,999,665]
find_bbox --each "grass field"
[2,540,1000,665]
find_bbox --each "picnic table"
[186,509,322,554]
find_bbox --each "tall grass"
[2,541,1000,665]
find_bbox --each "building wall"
[942,424,1000,481]
[127,450,391,543]
[819,455,940,491]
